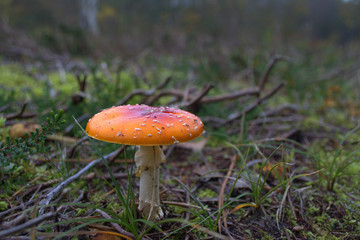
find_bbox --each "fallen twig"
[117,89,156,106]
[117,77,173,106]
[201,88,259,104]
[225,82,285,125]
[0,212,56,238]
[71,75,88,105]
[39,150,119,214]
[201,82,285,128]
[146,89,184,105]
[108,145,126,163]
[64,114,90,133]
[155,76,172,91]
[259,104,299,118]
[117,78,263,116]
[5,103,36,120]
[1,211,27,229]
[259,55,289,91]
[67,136,89,158]
[249,115,303,126]
[0,200,35,220]
[2,236,33,240]
[182,84,214,112]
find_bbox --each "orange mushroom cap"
[85,104,204,146]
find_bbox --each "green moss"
[307,202,320,215]
[89,192,104,203]
[0,64,34,87]
[47,72,78,96]
[171,205,186,215]
[197,188,218,198]
[75,208,87,217]
[0,64,78,99]
[0,201,8,211]
[106,202,121,212]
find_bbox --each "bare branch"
[184,84,214,107]
[1,212,27,228]
[117,89,155,106]
[117,77,173,106]
[201,88,259,104]
[0,212,56,238]
[155,76,172,91]
[76,75,87,91]
[259,104,299,118]
[64,113,90,133]
[226,82,284,125]
[67,136,89,158]
[180,85,190,106]
[5,103,36,121]
[0,200,35,220]
[108,145,125,163]
[146,89,184,105]
[259,55,289,91]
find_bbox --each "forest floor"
[1,35,360,239]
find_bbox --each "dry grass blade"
[218,154,237,232]
[12,176,42,198]
[192,224,229,240]
[230,203,257,214]
[95,209,135,239]
[276,183,292,230]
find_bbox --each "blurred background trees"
[0,0,359,57]
[79,0,99,36]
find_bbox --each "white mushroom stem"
[135,145,165,220]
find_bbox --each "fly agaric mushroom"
[85,104,204,220]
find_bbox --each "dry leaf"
[176,138,208,152]
[9,123,41,138]
[263,162,284,178]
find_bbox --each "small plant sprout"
[85,104,204,220]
